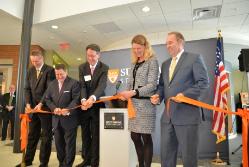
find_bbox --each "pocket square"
[63,91,70,93]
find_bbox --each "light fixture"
[51,25,58,29]
[142,6,150,13]
[77,58,82,61]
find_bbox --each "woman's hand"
[118,90,135,100]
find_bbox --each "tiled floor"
[0,134,242,167]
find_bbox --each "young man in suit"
[16,50,55,167]
[43,64,80,167]
[151,32,209,167]
[76,44,109,167]
[1,84,16,141]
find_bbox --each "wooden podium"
[99,103,137,167]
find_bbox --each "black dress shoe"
[75,161,91,167]
[15,162,32,167]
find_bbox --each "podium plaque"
[100,108,137,167]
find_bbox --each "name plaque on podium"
[104,113,124,129]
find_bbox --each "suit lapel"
[169,52,186,84]
[164,61,171,85]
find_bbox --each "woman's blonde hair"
[131,34,154,64]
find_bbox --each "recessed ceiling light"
[142,6,150,13]
[51,25,58,29]
[77,58,82,61]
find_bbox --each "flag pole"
[211,30,227,166]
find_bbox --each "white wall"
[33,0,143,23]
[0,0,24,19]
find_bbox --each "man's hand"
[174,93,184,103]
[25,104,31,113]
[85,97,95,109]
[61,108,70,116]
[81,100,88,110]
[26,104,31,110]
[54,108,61,115]
[6,105,14,111]
[34,103,42,111]
[150,94,159,105]
[118,95,126,101]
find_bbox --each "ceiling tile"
[129,1,163,17]
[80,10,111,25]
[165,10,192,24]
[193,18,218,30]
[103,5,135,21]
[191,0,222,9]
[241,24,249,33]
[159,0,191,14]
[138,14,167,29]
[223,0,249,4]
[221,1,249,17]
[115,18,144,33]
[219,14,248,27]
[242,14,249,25]
[168,22,193,31]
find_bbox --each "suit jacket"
[44,77,80,130]
[79,61,109,108]
[2,92,16,116]
[25,64,55,108]
[157,52,209,125]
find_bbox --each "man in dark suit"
[76,44,109,167]
[16,50,55,167]
[1,84,16,141]
[151,32,209,167]
[43,64,80,167]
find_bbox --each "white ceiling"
[0,0,249,69]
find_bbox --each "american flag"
[212,33,230,144]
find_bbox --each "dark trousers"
[161,122,199,167]
[80,108,100,166]
[25,113,52,166]
[1,111,14,140]
[54,122,77,167]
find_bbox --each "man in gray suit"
[151,32,209,167]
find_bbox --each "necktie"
[59,82,63,92]
[9,93,13,106]
[90,67,95,75]
[169,57,177,81]
[36,70,40,79]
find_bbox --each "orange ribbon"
[19,114,31,151]
[168,95,249,167]
[95,95,136,119]
[25,108,53,114]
